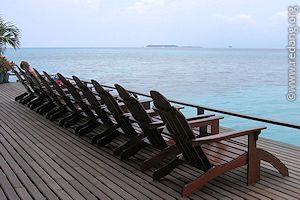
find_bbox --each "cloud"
[126,0,203,15]
[48,0,102,10]
[270,10,287,20]
[276,11,288,17]
[127,0,166,14]
[215,14,255,24]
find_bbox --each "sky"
[1,0,299,48]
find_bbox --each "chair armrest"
[121,112,131,117]
[174,105,184,110]
[186,114,215,121]
[140,99,152,110]
[147,120,165,129]
[188,116,224,128]
[140,98,153,104]
[120,112,137,122]
[192,126,267,147]
[146,109,159,117]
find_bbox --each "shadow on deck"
[0,82,299,200]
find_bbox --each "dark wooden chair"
[149,90,289,197]
[12,66,35,102]
[72,75,117,136]
[113,84,168,159]
[91,80,139,147]
[43,71,79,121]
[33,68,61,114]
[115,84,220,160]
[15,63,45,105]
[56,73,98,129]
[22,67,54,111]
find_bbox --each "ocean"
[5,48,300,146]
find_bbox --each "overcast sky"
[1,0,299,48]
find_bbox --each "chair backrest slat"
[57,73,94,117]
[43,71,77,111]
[115,84,167,149]
[12,67,32,93]
[23,68,51,101]
[92,80,137,137]
[73,76,113,125]
[150,91,211,169]
[34,69,62,106]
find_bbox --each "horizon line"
[6,47,289,50]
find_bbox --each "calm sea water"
[5,48,300,146]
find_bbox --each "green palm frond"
[0,17,20,55]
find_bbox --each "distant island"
[146,45,203,48]
[146,45,178,48]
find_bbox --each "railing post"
[197,107,208,135]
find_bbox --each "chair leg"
[153,157,184,181]
[59,111,81,126]
[91,124,119,144]
[141,144,179,171]
[15,92,28,101]
[247,133,261,185]
[50,108,68,121]
[46,107,67,120]
[120,141,148,160]
[97,131,122,146]
[30,101,46,110]
[20,94,36,104]
[29,98,45,109]
[257,148,289,177]
[75,118,94,134]
[46,107,60,119]
[113,134,146,156]
[27,96,42,106]
[37,102,56,114]
[76,118,100,136]
[64,114,85,128]
[182,154,247,197]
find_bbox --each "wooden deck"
[0,82,299,200]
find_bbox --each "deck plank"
[0,168,20,200]
[0,82,300,200]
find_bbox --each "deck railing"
[72,78,300,131]
[12,72,300,132]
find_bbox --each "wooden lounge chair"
[15,63,44,105]
[22,67,54,111]
[114,84,221,160]
[43,71,79,121]
[91,80,139,146]
[113,84,168,159]
[72,75,116,136]
[115,84,219,160]
[33,68,66,114]
[149,90,289,197]
[57,73,97,129]
[12,66,35,102]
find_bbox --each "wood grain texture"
[0,82,299,200]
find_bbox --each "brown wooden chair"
[72,76,117,136]
[113,84,168,159]
[43,71,79,121]
[149,90,289,197]
[22,67,54,111]
[115,84,219,161]
[12,66,35,102]
[33,68,63,114]
[15,67,43,105]
[91,80,138,146]
[57,73,96,128]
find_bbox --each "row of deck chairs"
[12,62,289,197]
